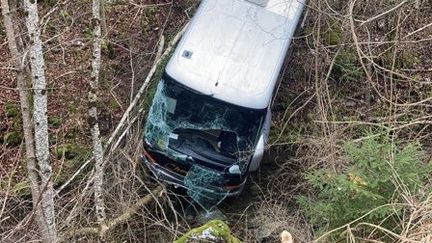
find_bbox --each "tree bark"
[22,0,58,242]
[90,0,107,232]
[1,0,39,203]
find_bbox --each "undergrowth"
[297,135,432,240]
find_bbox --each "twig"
[56,24,188,195]
[314,203,409,242]
[404,22,432,39]
[359,0,408,26]
[62,186,164,240]
[105,23,188,151]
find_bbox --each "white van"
[142,0,305,198]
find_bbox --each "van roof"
[165,0,305,109]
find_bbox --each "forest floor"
[1,0,432,242]
[0,0,194,182]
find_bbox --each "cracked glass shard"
[144,77,264,208]
[184,165,229,212]
[144,78,262,165]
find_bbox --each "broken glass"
[145,76,264,166]
[184,165,229,212]
[144,75,265,210]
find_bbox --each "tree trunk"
[90,0,107,232]
[1,0,39,203]
[22,0,58,242]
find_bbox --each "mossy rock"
[56,143,89,160]
[4,131,23,146]
[5,102,19,118]
[175,220,241,243]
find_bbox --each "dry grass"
[265,0,432,242]
[1,0,432,242]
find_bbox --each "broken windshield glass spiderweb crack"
[145,80,252,162]
[144,79,260,210]
[184,165,229,212]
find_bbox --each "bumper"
[141,155,244,197]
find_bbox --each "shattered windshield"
[144,75,265,165]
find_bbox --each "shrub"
[297,135,431,238]
[56,143,90,161]
[331,49,363,84]
[5,102,19,118]
[4,131,23,146]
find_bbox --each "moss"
[174,220,241,243]
[326,30,342,45]
[5,102,19,118]
[53,142,91,185]
[303,25,313,34]
[67,102,80,114]
[0,180,31,197]
[48,116,62,129]
[65,128,79,139]
[40,0,57,7]
[12,117,23,131]
[56,143,90,160]
[45,22,57,34]
[324,18,343,46]
[0,18,4,35]
[108,99,121,110]
[4,131,23,146]
[83,27,93,39]
[102,40,115,59]
[380,50,420,70]
[142,54,173,111]
[12,180,31,196]
[398,52,420,68]
[141,7,158,38]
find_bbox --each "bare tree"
[22,0,58,241]
[1,0,39,201]
[89,0,108,234]
[0,0,45,232]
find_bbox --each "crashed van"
[142,0,305,201]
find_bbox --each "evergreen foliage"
[298,135,432,237]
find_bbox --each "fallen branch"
[62,185,164,240]
[56,24,188,195]
[105,24,187,152]
[358,0,408,26]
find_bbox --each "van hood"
[165,0,304,109]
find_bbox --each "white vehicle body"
[167,0,305,109]
[166,0,305,171]
[143,0,305,198]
